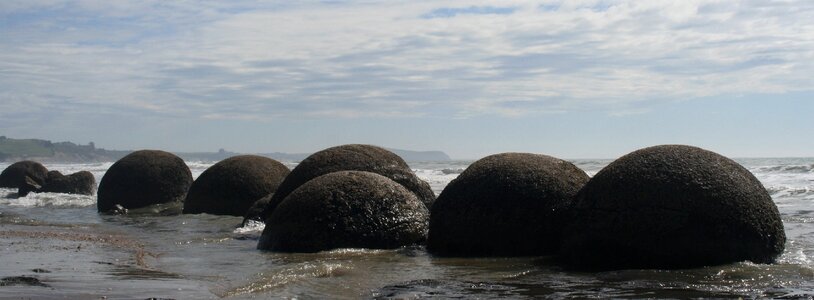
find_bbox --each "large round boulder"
[258,171,429,252]
[40,171,97,195]
[97,150,192,213]
[0,161,48,188]
[255,144,434,223]
[427,153,589,257]
[560,145,786,270]
[183,155,289,216]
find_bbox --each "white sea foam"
[0,191,95,208]
[234,220,266,234]
[412,168,463,195]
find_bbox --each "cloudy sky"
[1,0,812,159]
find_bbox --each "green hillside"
[0,136,129,162]
[0,136,55,157]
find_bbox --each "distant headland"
[0,136,451,163]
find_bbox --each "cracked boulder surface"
[257,171,429,252]
[183,155,289,216]
[427,153,589,257]
[254,144,434,224]
[97,150,192,213]
[560,145,785,270]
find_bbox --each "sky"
[1,0,813,159]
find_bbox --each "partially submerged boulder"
[427,153,589,257]
[560,145,786,270]
[40,171,96,196]
[0,161,48,188]
[242,193,273,226]
[17,176,42,197]
[183,155,289,216]
[255,144,434,224]
[97,150,192,213]
[258,171,429,252]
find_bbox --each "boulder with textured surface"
[560,145,786,270]
[40,171,96,196]
[258,171,429,252]
[183,155,289,216]
[0,161,48,188]
[17,176,42,197]
[427,153,589,257]
[97,150,192,213]
[255,144,434,223]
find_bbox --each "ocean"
[0,158,812,299]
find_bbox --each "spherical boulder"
[258,171,429,252]
[560,145,786,270]
[40,171,97,196]
[183,155,289,216]
[255,144,434,223]
[0,161,48,188]
[427,153,589,257]
[97,150,192,213]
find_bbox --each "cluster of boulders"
[254,144,433,252]
[0,160,96,196]
[427,145,785,270]
[91,145,432,252]
[7,143,784,270]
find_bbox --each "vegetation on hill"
[0,136,55,158]
[0,136,129,162]
[0,136,452,163]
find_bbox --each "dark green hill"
[0,136,129,162]
[0,137,54,158]
[0,136,452,163]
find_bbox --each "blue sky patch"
[422,6,516,19]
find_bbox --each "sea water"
[0,158,812,299]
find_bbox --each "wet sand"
[0,219,210,299]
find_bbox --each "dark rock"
[427,153,589,257]
[560,145,786,270]
[0,160,48,188]
[183,155,289,216]
[242,193,272,226]
[40,171,96,195]
[256,144,434,223]
[17,176,42,197]
[111,204,128,215]
[97,150,192,213]
[258,171,429,252]
[0,276,49,287]
[47,170,63,181]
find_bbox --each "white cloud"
[1,0,813,122]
